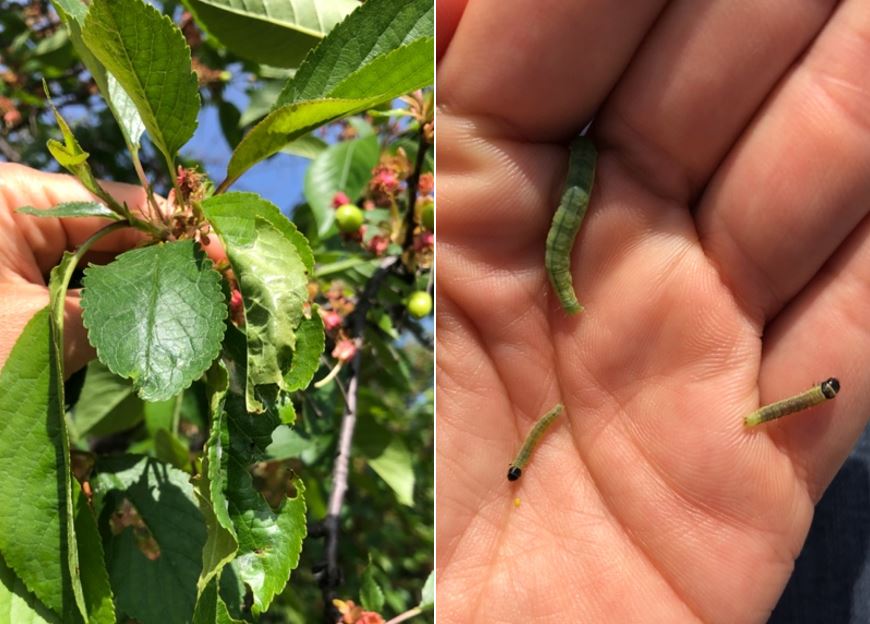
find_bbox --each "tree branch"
[317,118,430,623]
[401,129,430,249]
[318,256,399,622]
[0,136,22,162]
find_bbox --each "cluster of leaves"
[0,0,433,623]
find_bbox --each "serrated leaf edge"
[80,242,228,402]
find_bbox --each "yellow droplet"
[513,497,521,508]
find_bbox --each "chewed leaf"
[219,325,307,615]
[90,455,206,624]
[284,309,324,392]
[202,193,310,411]
[81,240,227,402]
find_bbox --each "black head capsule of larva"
[821,377,840,399]
[507,466,522,481]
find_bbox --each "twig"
[0,136,21,162]
[405,318,433,350]
[317,257,398,622]
[385,607,423,624]
[401,129,430,249]
[316,122,430,622]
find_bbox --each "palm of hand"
[437,2,870,622]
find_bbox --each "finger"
[2,163,149,276]
[436,0,467,61]
[696,0,870,321]
[756,210,870,502]
[0,285,94,377]
[596,0,838,202]
[438,0,669,140]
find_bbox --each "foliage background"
[0,1,433,622]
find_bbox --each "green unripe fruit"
[335,204,364,232]
[407,291,433,318]
[421,202,434,231]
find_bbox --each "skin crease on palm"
[436,0,870,622]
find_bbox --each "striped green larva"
[545,136,598,314]
[507,404,563,481]
[744,378,840,427]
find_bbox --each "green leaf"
[44,95,89,169]
[42,84,127,217]
[238,79,286,127]
[17,202,122,221]
[217,100,243,149]
[277,395,297,425]
[202,194,310,411]
[266,426,332,464]
[91,455,206,624]
[183,0,357,68]
[81,240,227,402]
[368,437,415,507]
[192,576,243,624]
[72,361,145,438]
[330,37,433,100]
[276,0,433,105]
[144,397,178,436]
[0,308,81,619]
[360,558,384,612]
[356,414,415,506]
[194,363,238,594]
[303,135,379,235]
[366,329,411,392]
[32,27,71,57]
[284,308,324,392]
[46,139,87,168]
[154,429,192,471]
[50,0,145,154]
[280,133,329,159]
[203,191,314,272]
[0,245,99,621]
[220,326,307,615]
[82,0,200,167]
[73,488,115,624]
[226,97,380,186]
[419,570,434,610]
[0,554,60,624]
[223,0,433,185]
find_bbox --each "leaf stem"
[384,607,423,624]
[51,221,131,330]
[215,177,231,195]
[132,150,167,227]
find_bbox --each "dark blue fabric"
[770,428,870,623]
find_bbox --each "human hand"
[436,1,870,622]
[0,162,154,375]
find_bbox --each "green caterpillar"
[507,404,563,481]
[744,378,840,427]
[545,136,598,314]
